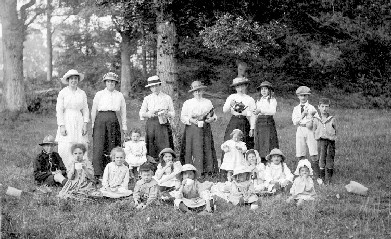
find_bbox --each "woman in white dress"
[55,69,89,170]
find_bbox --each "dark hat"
[39,135,58,146]
[257,81,273,89]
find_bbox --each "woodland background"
[1,0,391,116]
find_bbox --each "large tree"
[0,0,39,114]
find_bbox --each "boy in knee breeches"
[291,86,320,182]
[309,98,336,184]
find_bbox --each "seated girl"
[58,144,99,199]
[174,164,214,214]
[263,148,294,193]
[227,166,259,209]
[245,149,266,193]
[154,148,182,198]
[100,147,133,198]
[133,163,159,210]
[287,159,316,206]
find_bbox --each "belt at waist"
[232,115,247,119]
[257,115,274,118]
[298,123,307,127]
[98,110,115,112]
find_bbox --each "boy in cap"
[291,86,321,183]
[33,135,68,189]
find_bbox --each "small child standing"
[154,148,182,196]
[245,149,266,193]
[310,98,336,184]
[123,128,147,179]
[174,164,214,213]
[287,159,316,206]
[263,148,294,193]
[220,129,247,181]
[227,166,259,209]
[100,147,132,198]
[133,163,159,210]
[34,135,67,188]
[291,86,319,179]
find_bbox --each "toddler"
[174,164,214,213]
[133,163,159,209]
[154,148,182,198]
[287,159,316,206]
[34,135,67,189]
[123,128,147,179]
[263,148,294,193]
[100,147,132,198]
[245,149,266,193]
[220,129,247,181]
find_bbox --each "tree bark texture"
[0,0,27,112]
[120,31,132,98]
[46,0,53,82]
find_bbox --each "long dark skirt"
[254,115,279,159]
[180,123,218,174]
[92,111,121,177]
[221,115,253,163]
[145,117,174,159]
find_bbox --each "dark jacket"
[33,150,67,183]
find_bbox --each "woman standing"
[252,81,278,162]
[222,77,256,160]
[180,81,218,175]
[91,72,127,179]
[139,76,175,159]
[55,69,89,170]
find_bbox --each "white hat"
[145,75,162,88]
[102,72,120,82]
[230,77,249,87]
[61,69,84,85]
[180,164,199,178]
[294,159,313,176]
[233,166,252,176]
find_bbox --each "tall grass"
[0,97,390,238]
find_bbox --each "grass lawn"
[0,96,390,238]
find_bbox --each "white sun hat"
[61,69,84,85]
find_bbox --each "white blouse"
[139,92,175,120]
[181,98,217,125]
[263,163,294,184]
[91,88,127,130]
[223,93,256,116]
[291,101,319,126]
[101,162,130,190]
[255,97,277,116]
[56,87,89,126]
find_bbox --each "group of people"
[33,69,336,211]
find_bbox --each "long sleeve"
[223,95,233,113]
[91,92,99,126]
[54,153,67,175]
[180,100,192,125]
[56,90,65,126]
[139,97,149,120]
[263,166,273,184]
[292,106,302,126]
[238,141,247,152]
[284,163,294,182]
[154,164,165,180]
[33,155,51,182]
[120,168,130,189]
[146,183,159,205]
[290,178,299,195]
[159,161,182,184]
[120,94,127,130]
[141,143,147,156]
[82,91,89,123]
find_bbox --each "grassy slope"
[0,97,390,238]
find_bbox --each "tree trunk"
[0,0,27,113]
[156,21,178,103]
[120,31,133,98]
[141,27,148,79]
[46,0,53,82]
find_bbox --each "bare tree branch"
[25,8,45,27]
[52,14,72,34]
[20,0,36,21]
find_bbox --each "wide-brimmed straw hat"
[265,148,286,162]
[296,86,311,95]
[233,166,252,176]
[39,135,58,146]
[145,75,162,88]
[257,81,273,90]
[188,81,207,93]
[158,148,176,158]
[102,72,120,83]
[180,164,199,178]
[230,77,249,87]
[61,69,84,85]
[294,159,313,176]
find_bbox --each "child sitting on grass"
[58,143,98,199]
[263,148,293,194]
[245,149,266,193]
[154,148,182,199]
[226,166,259,209]
[100,147,132,198]
[174,164,214,214]
[220,129,247,182]
[34,135,67,191]
[133,163,159,210]
[123,128,147,180]
[287,159,316,206]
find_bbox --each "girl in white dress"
[220,129,247,181]
[154,148,182,198]
[263,148,294,193]
[245,149,266,193]
[287,159,316,206]
[55,69,89,170]
[123,128,147,179]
